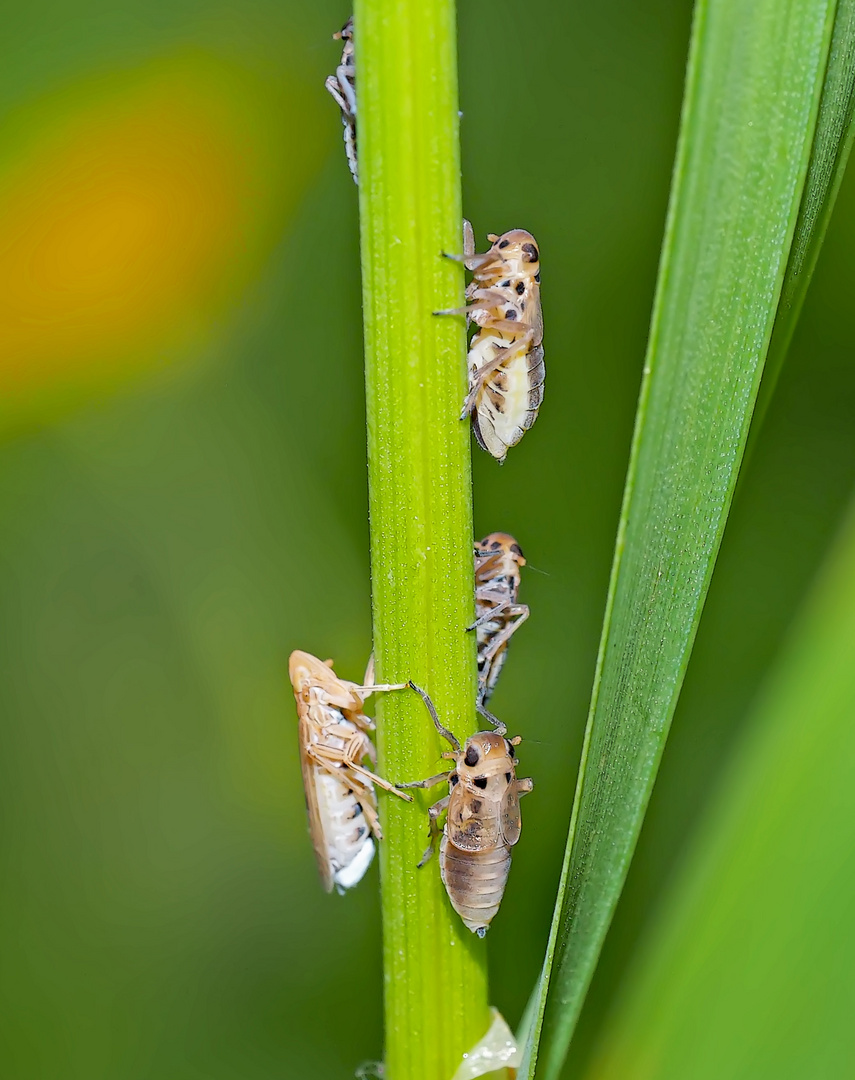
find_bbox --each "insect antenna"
[408,681,460,750]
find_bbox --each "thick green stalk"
[354,3,490,1079]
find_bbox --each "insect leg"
[479,604,530,663]
[433,289,508,318]
[325,77,351,114]
[466,593,512,632]
[335,64,356,114]
[306,743,414,803]
[475,700,507,736]
[459,331,536,417]
[396,771,449,791]
[515,777,534,797]
[408,681,460,750]
[417,795,450,867]
[359,797,383,841]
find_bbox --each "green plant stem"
[354,2,491,1079]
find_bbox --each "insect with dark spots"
[435,222,545,462]
[325,17,358,184]
[398,681,533,936]
[290,650,413,894]
[471,532,530,709]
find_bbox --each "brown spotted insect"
[399,681,533,936]
[471,532,529,709]
[289,649,412,893]
[325,16,358,184]
[437,223,545,463]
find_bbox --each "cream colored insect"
[324,16,358,184]
[399,682,533,936]
[289,650,412,893]
[437,222,544,462]
[471,532,529,709]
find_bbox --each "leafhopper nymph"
[399,682,533,936]
[437,223,545,462]
[325,17,358,184]
[471,532,529,707]
[289,650,412,893]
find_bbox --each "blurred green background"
[2,1,855,1077]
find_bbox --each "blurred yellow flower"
[0,54,322,425]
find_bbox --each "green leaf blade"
[751,0,855,437]
[522,1,840,1076]
[586,498,855,1080]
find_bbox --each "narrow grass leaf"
[750,0,855,441]
[521,1,838,1076]
[586,496,855,1080]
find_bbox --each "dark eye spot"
[449,773,459,787]
[515,281,525,295]
[505,772,512,783]
[506,741,515,758]
[470,799,482,814]
[500,279,511,288]
[491,540,501,549]
[522,243,539,262]
[498,239,510,249]
[355,825,367,839]
[504,309,517,321]
[473,777,488,790]
[464,745,480,767]
[510,543,523,557]
[535,271,541,283]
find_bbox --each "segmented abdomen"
[440,833,512,936]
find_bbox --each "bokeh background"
[2,1,855,1077]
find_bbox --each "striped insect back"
[472,532,529,707]
[399,683,533,936]
[324,16,358,183]
[289,650,412,894]
[437,225,545,462]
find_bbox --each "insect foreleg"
[335,64,356,113]
[408,681,461,750]
[475,701,507,735]
[325,77,351,114]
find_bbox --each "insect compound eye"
[464,745,480,767]
[473,776,488,790]
[504,308,518,321]
[515,281,525,295]
[498,239,510,249]
[522,243,539,262]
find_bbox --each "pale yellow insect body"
[437,225,545,462]
[324,17,358,184]
[471,532,529,707]
[400,683,533,936]
[289,650,412,893]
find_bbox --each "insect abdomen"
[315,765,376,893]
[439,833,512,936]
